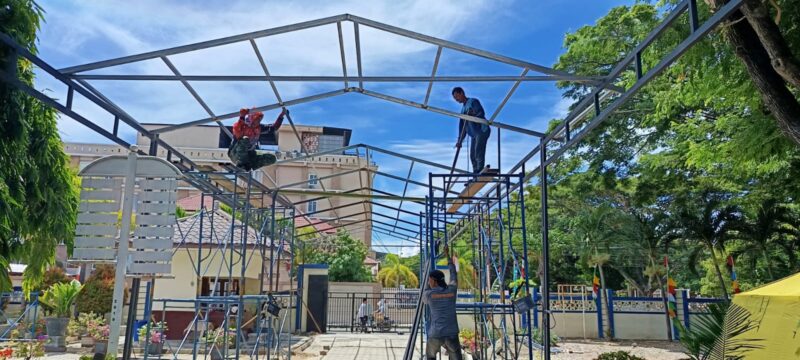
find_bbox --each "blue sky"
[35,0,631,255]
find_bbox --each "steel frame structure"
[0,1,746,358]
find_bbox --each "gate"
[327,292,419,332]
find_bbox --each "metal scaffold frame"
[0,1,746,358]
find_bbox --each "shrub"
[595,351,646,360]
[39,280,83,317]
[531,327,559,347]
[76,265,115,315]
[39,267,71,291]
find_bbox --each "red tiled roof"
[176,194,214,212]
[364,257,379,265]
[294,217,336,234]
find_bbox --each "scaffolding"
[0,1,749,358]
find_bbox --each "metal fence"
[327,292,419,332]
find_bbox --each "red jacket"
[232,110,284,140]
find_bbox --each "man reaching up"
[423,244,462,360]
[228,108,286,171]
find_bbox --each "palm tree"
[730,199,799,280]
[377,254,419,288]
[672,191,741,300]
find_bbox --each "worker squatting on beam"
[452,87,491,175]
[227,107,286,170]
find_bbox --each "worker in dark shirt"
[422,245,462,360]
[452,87,491,174]
[227,108,286,170]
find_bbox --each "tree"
[306,230,372,283]
[76,264,115,315]
[708,0,800,145]
[0,1,79,295]
[730,199,799,280]
[377,254,418,288]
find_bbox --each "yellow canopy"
[732,272,800,359]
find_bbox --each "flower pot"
[94,341,108,354]
[144,341,164,355]
[45,318,69,337]
[209,347,225,360]
[81,336,96,348]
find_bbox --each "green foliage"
[68,312,104,337]
[39,280,83,317]
[175,205,187,218]
[677,302,763,360]
[531,327,559,347]
[377,254,418,288]
[39,267,71,291]
[304,230,372,282]
[76,265,115,315]
[595,351,645,360]
[0,0,80,297]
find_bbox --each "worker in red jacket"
[227,108,286,171]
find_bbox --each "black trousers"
[426,336,463,360]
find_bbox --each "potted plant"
[86,319,109,354]
[204,327,235,360]
[38,280,83,351]
[71,313,104,347]
[138,321,168,355]
[458,329,489,360]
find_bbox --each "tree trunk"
[761,247,775,280]
[709,245,730,300]
[718,7,800,146]
[740,0,800,89]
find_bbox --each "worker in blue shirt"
[422,244,462,360]
[452,87,491,174]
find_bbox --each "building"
[64,121,375,247]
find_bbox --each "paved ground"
[297,332,408,360]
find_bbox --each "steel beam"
[150,88,349,134]
[161,56,233,138]
[359,89,546,137]
[59,15,348,74]
[250,39,283,103]
[489,69,528,121]
[70,74,603,82]
[423,46,443,106]
[278,188,425,202]
[354,23,364,89]
[336,22,349,88]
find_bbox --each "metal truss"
[0,4,746,358]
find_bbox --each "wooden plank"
[137,191,177,202]
[81,190,121,201]
[77,213,119,224]
[128,263,171,274]
[79,201,119,212]
[73,248,116,261]
[129,251,173,262]
[82,178,123,189]
[136,214,175,226]
[137,202,175,214]
[137,179,177,190]
[132,237,173,249]
[76,225,118,236]
[133,226,173,238]
[446,175,495,214]
[74,237,116,248]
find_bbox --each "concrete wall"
[151,247,290,310]
[329,282,382,295]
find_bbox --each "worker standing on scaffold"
[452,87,491,174]
[423,244,463,360]
[227,108,286,171]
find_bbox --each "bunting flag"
[727,255,741,294]
[592,270,600,300]
[664,256,677,319]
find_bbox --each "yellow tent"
[732,272,800,359]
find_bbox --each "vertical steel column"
[266,191,277,360]
[688,0,700,32]
[539,142,551,360]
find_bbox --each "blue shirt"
[422,263,459,338]
[459,98,490,138]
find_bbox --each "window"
[318,135,344,152]
[199,277,239,297]
[308,174,318,188]
[307,200,317,214]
